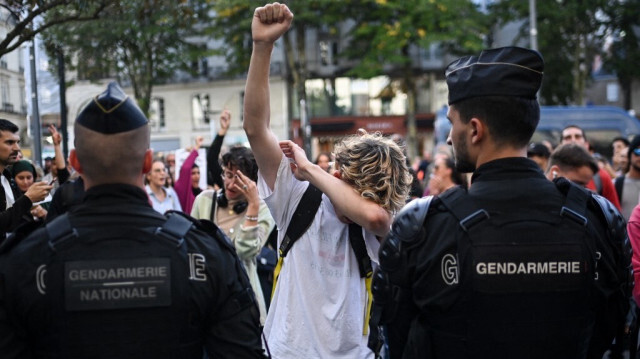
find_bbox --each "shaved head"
[74,123,150,185]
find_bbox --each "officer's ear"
[69,149,83,174]
[468,117,485,144]
[142,149,153,174]
[546,165,560,181]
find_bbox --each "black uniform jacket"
[384,158,630,359]
[0,169,33,243]
[0,184,265,359]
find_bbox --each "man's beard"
[0,152,18,167]
[453,134,475,173]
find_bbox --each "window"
[18,48,23,73]
[319,40,339,66]
[18,81,25,114]
[149,97,166,131]
[1,76,9,109]
[192,93,210,128]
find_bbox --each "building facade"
[0,9,28,154]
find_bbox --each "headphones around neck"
[216,189,248,214]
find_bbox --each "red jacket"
[628,204,640,305]
[587,168,621,210]
[174,150,199,214]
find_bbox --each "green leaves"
[41,0,216,115]
[489,0,637,107]
[345,0,486,79]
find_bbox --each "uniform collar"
[84,184,150,205]
[471,157,545,184]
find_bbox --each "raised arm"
[207,110,230,189]
[174,137,203,210]
[50,125,69,184]
[280,140,392,237]
[243,3,294,190]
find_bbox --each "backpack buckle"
[459,209,490,232]
[560,206,588,227]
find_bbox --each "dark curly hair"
[221,146,258,181]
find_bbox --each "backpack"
[614,175,624,200]
[593,171,604,194]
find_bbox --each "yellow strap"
[271,257,284,299]
[363,273,373,335]
[273,256,372,335]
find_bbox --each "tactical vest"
[32,210,253,359]
[372,179,608,359]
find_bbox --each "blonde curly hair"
[333,130,412,213]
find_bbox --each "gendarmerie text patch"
[65,258,171,311]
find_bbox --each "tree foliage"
[212,0,347,155]
[345,0,487,159]
[41,0,215,115]
[213,0,487,158]
[602,0,640,110]
[489,0,614,106]
[0,0,111,57]
[345,0,486,78]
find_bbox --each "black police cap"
[76,82,148,134]
[445,46,544,105]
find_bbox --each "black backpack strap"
[557,178,589,227]
[438,187,489,232]
[278,183,323,258]
[349,223,372,279]
[593,171,603,195]
[614,175,624,201]
[46,214,79,251]
[210,190,219,222]
[266,225,277,250]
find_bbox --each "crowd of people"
[0,2,635,359]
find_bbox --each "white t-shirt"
[1,175,15,209]
[259,156,379,359]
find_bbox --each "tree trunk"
[405,84,418,162]
[403,63,418,161]
[621,78,632,111]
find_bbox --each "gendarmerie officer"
[0,82,266,358]
[368,47,631,359]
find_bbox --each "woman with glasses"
[191,146,274,325]
[145,159,182,214]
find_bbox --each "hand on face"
[229,170,259,205]
[428,174,443,195]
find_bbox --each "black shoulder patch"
[190,216,235,253]
[390,196,433,244]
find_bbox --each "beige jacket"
[191,189,274,324]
